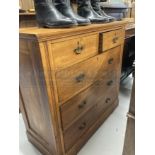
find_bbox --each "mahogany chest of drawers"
[19,21,126,155]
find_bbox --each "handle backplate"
[107,80,113,86]
[78,100,87,109]
[79,122,87,130]
[76,73,85,83]
[74,42,84,54]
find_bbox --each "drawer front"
[50,34,99,69]
[55,55,99,103]
[95,84,118,117]
[60,70,118,130]
[63,82,118,152]
[63,104,97,152]
[56,46,121,103]
[102,29,124,51]
[97,46,122,78]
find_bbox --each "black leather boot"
[53,0,91,26]
[34,0,77,28]
[91,0,116,22]
[77,0,109,23]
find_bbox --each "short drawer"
[56,46,122,103]
[50,34,99,69]
[60,70,118,130]
[63,83,118,152]
[101,29,124,51]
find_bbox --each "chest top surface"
[19,21,127,42]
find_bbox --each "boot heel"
[38,23,44,28]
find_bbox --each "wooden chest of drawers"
[19,21,126,155]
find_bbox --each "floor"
[19,76,133,155]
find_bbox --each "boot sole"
[91,20,109,24]
[40,22,91,28]
[39,23,78,28]
[78,22,91,26]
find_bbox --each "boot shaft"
[33,0,77,27]
[91,0,101,12]
[77,0,92,8]
[53,0,71,6]
[54,0,90,25]
[91,0,116,21]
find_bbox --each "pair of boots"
[34,0,115,28]
[79,0,115,23]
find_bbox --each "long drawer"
[60,70,119,130]
[56,46,122,103]
[63,83,118,152]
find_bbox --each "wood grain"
[19,21,126,155]
[60,68,119,131]
[63,82,118,152]
[129,79,135,115]
[50,34,99,69]
[67,99,119,155]
[123,78,135,155]
[102,29,125,51]
[19,39,59,155]
[122,79,135,155]
[56,46,122,103]
[19,13,37,28]
[55,54,99,104]
[123,118,135,155]
[19,21,127,42]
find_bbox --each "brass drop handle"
[108,58,114,64]
[112,36,119,43]
[79,122,87,130]
[107,80,113,86]
[74,41,84,54]
[105,98,111,103]
[78,100,87,109]
[76,73,85,83]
